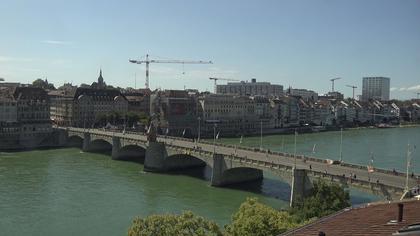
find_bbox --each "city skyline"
[1,0,419,99]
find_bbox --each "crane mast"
[209,77,239,93]
[330,77,341,92]
[129,54,212,89]
[346,85,357,100]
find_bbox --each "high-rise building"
[362,77,390,101]
[216,78,283,97]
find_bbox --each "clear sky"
[0,0,419,99]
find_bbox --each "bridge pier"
[82,133,91,152]
[144,141,205,172]
[57,129,68,146]
[144,142,167,172]
[290,169,313,207]
[211,154,263,186]
[111,137,121,160]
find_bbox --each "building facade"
[0,86,52,149]
[150,90,198,137]
[288,88,318,102]
[362,77,390,101]
[198,94,259,136]
[50,71,128,127]
[216,78,283,97]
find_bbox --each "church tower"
[98,69,104,86]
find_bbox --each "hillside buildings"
[362,77,390,101]
[216,78,283,97]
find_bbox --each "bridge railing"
[61,127,419,180]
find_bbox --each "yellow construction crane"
[129,54,213,89]
[346,85,357,99]
[330,77,341,92]
[209,77,239,93]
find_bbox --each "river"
[0,127,419,235]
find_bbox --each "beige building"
[50,87,128,127]
[50,71,128,127]
[216,78,283,97]
[198,94,259,136]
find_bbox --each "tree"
[32,78,55,90]
[290,179,350,221]
[225,198,299,236]
[128,211,222,236]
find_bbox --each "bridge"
[56,127,419,206]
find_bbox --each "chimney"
[398,203,404,222]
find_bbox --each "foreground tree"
[290,179,350,221]
[128,211,222,236]
[225,198,299,236]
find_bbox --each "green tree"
[128,211,222,236]
[32,78,55,90]
[225,198,299,236]
[290,179,350,221]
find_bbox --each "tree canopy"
[128,211,222,236]
[225,198,299,236]
[32,78,55,90]
[128,180,350,236]
[289,179,350,221]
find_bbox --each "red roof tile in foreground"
[282,199,420,236]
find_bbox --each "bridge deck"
[63,127,419,194]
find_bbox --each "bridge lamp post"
[197,117,201,142]
[339,127,343,162]
[213,123,217,155]
[294,128,297,169]
[405,143,412,193]
[260,120,263,150]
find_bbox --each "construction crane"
[346,85,357,100]
[330,77,341,92]
[209,77,239,93]
[129,54,212,89]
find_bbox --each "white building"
[216,78,283,97]
[288,88,318,101]
[362,77,390,101]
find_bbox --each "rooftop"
[282,199,420,236]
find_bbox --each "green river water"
[0,127,419,235]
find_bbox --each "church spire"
[98,68,104,85]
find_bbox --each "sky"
[0,0,419,99]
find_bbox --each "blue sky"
[0,0,419,99]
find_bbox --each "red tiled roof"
[282,199,420,236]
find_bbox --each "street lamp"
[405,143,412,193]
[213,123,217,155]
[260,120,263,150]
[294,128,297,168]
[339,127,343,162]
[197,117,201,142]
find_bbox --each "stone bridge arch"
[115,144,147,163]
[87,138,112,153]
[67,135,83,148]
